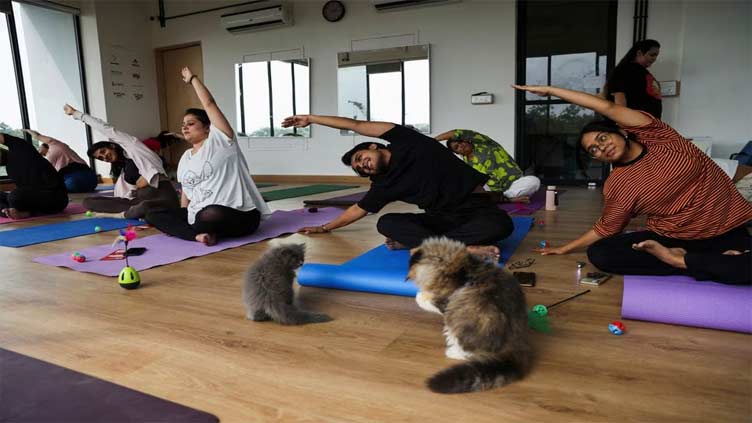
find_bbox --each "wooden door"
[156,43,203,172]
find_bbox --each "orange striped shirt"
[593,113,752,239]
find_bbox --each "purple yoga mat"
[33,207,341,276]
[0,203,87,224]
[304,191,366,207]
[0,348,218,423]
[622,275,752,333]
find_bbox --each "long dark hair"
[604,39,660,98]
[185,108,210,126]
[87,141,125,178]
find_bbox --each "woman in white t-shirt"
[145,66,270,245]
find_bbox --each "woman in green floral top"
[436,129,540,203]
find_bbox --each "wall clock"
[322,0,345,23]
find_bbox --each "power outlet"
[471,92,494,105]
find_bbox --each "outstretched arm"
[434,130,456,142]
[181,67,234,139]
[534,229,603,255]
[64,104,142,148]
[298,203,368,234]
[282,115,394,138]
[511,85,651,127]
[24,129,61,145]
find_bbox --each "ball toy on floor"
[539,240,548,249]
[85,210,94,217]
[70,252,86,263]
[609,321,626,335]
[94,225,102,232]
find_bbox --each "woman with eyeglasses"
[512,84,752,284]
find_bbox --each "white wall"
[148,0,517,176]
[74,0,749,176]
[617,0,751,159]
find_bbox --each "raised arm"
[511,85,651,127]
[23,129,61,145]
[181,67,233,139]
[297,203,368,234]
[64,104,141,148]
[282,115,394,138]
[434,130,456,142]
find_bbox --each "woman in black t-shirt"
[604,39,662,119]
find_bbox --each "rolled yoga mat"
[0,217,141,248]
[0,348,219,423]
[621,275,752,333]
[33,207,341,276]
[0,203,87,224]
[298,216,535,296]
[262,184,358,202]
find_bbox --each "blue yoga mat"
[94,185,114,191]
[0,218,142,248]
[298,216,534,296]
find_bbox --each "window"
[0,1,89,180]
[516,0,617,185]
[235,59,310,138]
[337,45,431,134]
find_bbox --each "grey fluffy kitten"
[407,237,532,394]
[242,243,332,325]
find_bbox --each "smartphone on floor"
[513,271,536,287]
[580,272,611,286]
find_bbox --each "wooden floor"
[1,185,749,422]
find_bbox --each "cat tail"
[267,303,333,325]
[426,356,529,394]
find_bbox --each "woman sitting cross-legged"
[65,105,180,218]
[145,67,271,245]
[512,84,752,285]
[27,129,98,193]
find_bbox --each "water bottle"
[545,185,557,211]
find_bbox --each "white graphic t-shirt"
[178,126,271,224]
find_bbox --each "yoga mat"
[0,203,87,224]
[256,183,276,188]
[622,275,752,333]
[298,216,535,296]
[94,184,114,191]
[262,184,358,202]
[304,191,366,208]
[0,217,141,248]
[0,348,219,423]
[33,208,341,276]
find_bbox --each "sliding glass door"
[516,1,617,185]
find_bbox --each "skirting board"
[250,175,369,185]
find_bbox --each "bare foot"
[632,240,687,269]
[385,238,408,250]
[722,250,744,255]
[467,245,501,262]
[195,233,217,246]
[2,208,30,220]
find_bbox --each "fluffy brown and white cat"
[407,237,532,394]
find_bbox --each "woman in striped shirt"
[512,84,751,284]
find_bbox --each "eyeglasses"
[587,133,610,158]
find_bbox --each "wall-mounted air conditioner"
[220,3,292,34]
[371,0,459,12]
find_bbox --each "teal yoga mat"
[0,218,141,248]
[298,216,534,296]
[262,184,358,202]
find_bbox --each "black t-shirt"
[4,134,64,191]
[357,125,488,213]
[122,159,141,185]
[609,62,662,119]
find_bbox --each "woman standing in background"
[604,39,662,119]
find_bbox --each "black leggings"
[587,225,752,285]
[145,205,261,241]
[82,180,179,219]
[0,135,68,215]
[375,193,513,248]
